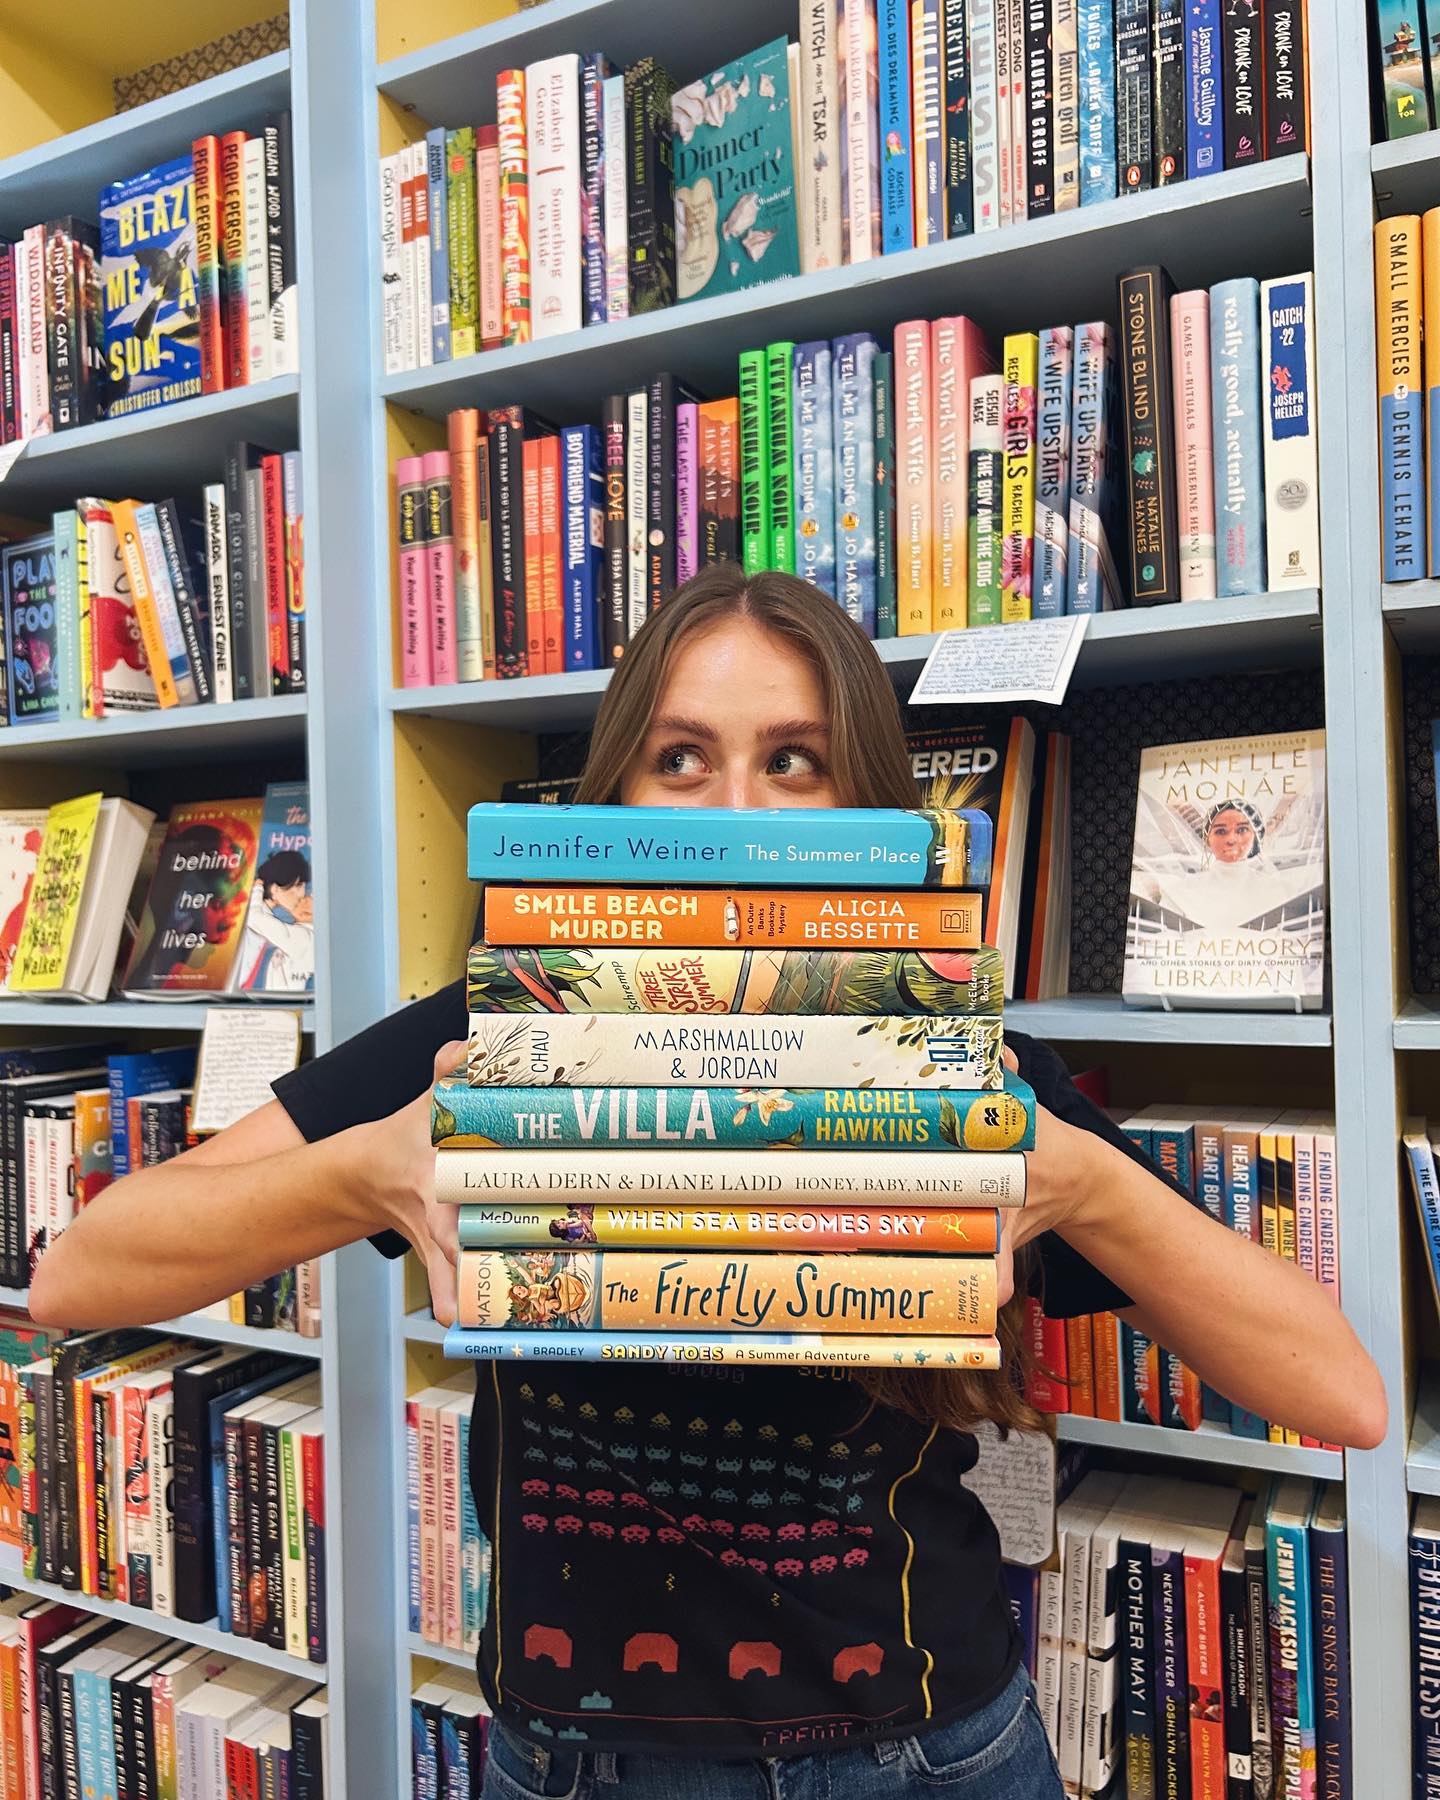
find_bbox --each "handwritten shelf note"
[959,1419,1057,1566]
[908,617,1088,707]
[191,1007,303,1135]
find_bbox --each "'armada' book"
[466,1010,1006,1089]
[1122,729,1327,1010]
[466,803,994,888]
[452,1200,1004,1252]
[442,1326,1002,1368]
[454,1246,999,1334]
[431,1072,1038,1151]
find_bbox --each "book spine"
[302,1428,326,1662]
[497,70,531,345]
[222,131,253,386]
[912,0,945,244]
[1052,0,1081,210]
[625,389,648,635]
[580,54,609,327]
[455,1198,1006,1249]
[877,0,916,254]
[1152,0,1187,183]
[738,349,772,575]
[799,0,845,270]
[44,221,80,428]
[150,1389,175,1614]
[562,424,601,670]
[601,76,629,322]
[601,394,628,659]
[539,434,563,672]
[377,158,402,371]
[1066,323,1121,612]
[467,1011,1006,1090]
[795,342,838,598]
[1261,272,1321,589]
[834,333,879,634]
[445,1325,1002,1367]
[1119,264,1180,602]
[0,247,17,442]
[1312,1511,1350,1799]
[1152,1542,1189,1800]
[1005,0,1029,221]
[528,55,582,340]
[1268,1513,1315,1794]
[1118,1525,1158,1800]
[156,498,214,702]
[138,500,200,702]
[969,0,1002,231]
[1210,276,1266,596]
[994,0,1015,223]
[1091,1311,1123,1418]
[258,451,287,690]
[17,228,49,438]
[1000,332,1038,620]
[1414,1528,1440,1800]
[442,128,476,362]
[873,348,898,636]
[1222,0,1263,164]
[447,411,482,681]
[1427,211,1440,576]
[839,0,882,262]
[475,127,502,352]
[1221,1543,1254,1798]
[767,343,797,576]
[417,1398,439,1640]
[1116,0,1154,191]
[646,375,678,607]
[423,449,457,685]
[489,413,528,677]
[675,401,699,589]
[1034,325,1074,617]
[522,437,544,671]
[1172,289,1217,599]
[1184,1546,1227,1795]
[1186,0,1223,175]
[114,499,181,707]
[968,372,1005,623]
[932,319,970,629]
[439,1405,461,1648]
[264,114,298,375]
[405,1399,421,1631]
[626,61,676,315]
[1077,0,1118,202]
[1264,0,1306,154]
[202,484,234,702]
[280,1426,305,1657]
[1024,0,1056,216]
[896,320,935,634]
[406,144,430,371]
[942,0,975,233]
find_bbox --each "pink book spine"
[438,1405,462,1650]
[498,69,531,346]
[1007,0,1026,224]
[1170,289,1217,600]
[1291,1129,1322,1449]
[932,316,993,629]
[838,0,881,263]
[396,455,431,687]
[896,319,934,635]
[476,127,503,350]
[994,0,1013,227]
[423,449,458,684]
[418,1399,440,1642]
[1312,1125,1341,1450]
[675,401,699,586]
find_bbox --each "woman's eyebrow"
[649,714,718,741]
[759,718,831,742]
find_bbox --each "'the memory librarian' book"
[466,804,995,888]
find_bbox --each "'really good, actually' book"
[452,1200,1004,1253]
[455,1246,999,1334]
[1210,276,1267,596]
[431,1072,1038,1151]
[122,799,263,997]
[671,38,800,305]
[465,942,1004,1015]
[99,157,201,418]
[467,1010,1005,1089]
[1122,730,1327,1010]
[466,803,993,888]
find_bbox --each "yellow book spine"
[111,499,178,708]
[1000,332,1038,621]
[10,792,103,992]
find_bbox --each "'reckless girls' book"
[1122,730,1327,1010]
[431,1073,1039,1151]
[671,38,800,305]
[465,941,1005,1015]
[466,802,994,888]
[99,156,202,417]
[1118,264,1181,603]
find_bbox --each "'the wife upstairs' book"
[466,804,995,888]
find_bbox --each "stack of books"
[405,1369,490,1659]
[435,801,1033,1372]
[410,1674,489,1797]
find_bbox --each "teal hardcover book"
[671,36,801,304]
[466,803,994,887]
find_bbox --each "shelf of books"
[1056,1411,1342,1480]
[1408,1376,1440,1497]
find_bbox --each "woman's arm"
[28,1044,464,1332]
[1016,1106,1388,1450]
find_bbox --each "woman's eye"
[657,744,706,776]
[769,745,822,778]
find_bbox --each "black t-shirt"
[274,981,1141,1759]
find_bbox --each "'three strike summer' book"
[467,803,994,888]
[671,37,801,305]
[99,155,202,417]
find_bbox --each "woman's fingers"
[434,1039,469,1084]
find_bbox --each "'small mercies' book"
[1122,729,1327,1010]
[1377,216,1425,583]
[466,803,995,888]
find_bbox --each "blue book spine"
[561,425,602,671]
[441,1712,471,1799]
[1268,1505,1316,1794]
[107,1048,195,1179]
[1210,276,1267,596]
[833,333,879,636]
[581,54,611,327]
[406,1400,422,1634]
[1150,1542,1190,1795]
[425,129,451,363]
[1001,1563,1039,1672]
[411,1701,439,1800]
[1066,323,1124,612]
[1077,0,1118,202]
[1034,326,1074,616]
[1412,1514,1440,1798]
[75,1667,101,1800]
[1185,0,1223,177]
[96,1667,122,1800]
[794,341,837,598]
[467,798,988,886]
[877,0,916,253]
[1311,1504,1351,1800]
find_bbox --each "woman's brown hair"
[572,563,1040,1435]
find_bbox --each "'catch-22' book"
[431,1073,1039,1152]
[467,803,994,888]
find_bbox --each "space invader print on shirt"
[477,1358,995,1752]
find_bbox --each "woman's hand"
[994,1047,1108,1307]
[363,1041,466,1327]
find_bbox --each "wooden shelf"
[1372,132,1440,218]
[381,161,1314,420]
[0,693,307,766]
[0,999,315,1034]
[1058,1412,1342,1478]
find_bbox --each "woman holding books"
[33,568,1386,1800]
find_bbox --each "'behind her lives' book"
[123,798,262,996]
[1122,730,1327,1010]
[467,803,995,888]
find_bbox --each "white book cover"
[625,388,648,638]
[1035,1565,1064,1745]
[412,140,434,371]
[242,137,271,386]
[1123,729,1327,1010]
[798,0,844,270]
[203,484,234,704]
[1261,271,1321,589]
[19,229,51,437]
[527,53,582,340]
[968,0,1001,231]
[398,141,420,377]
[601,73,629,320]
[1052,0,1080,209]
[147,1388,176,1616]
[0,809,45,988]
[378,151,406,374]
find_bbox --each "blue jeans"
[479,1663,1063,1799]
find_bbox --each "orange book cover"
[1090,1312,1123,1420]
[896,319,934,633]
[482,882,983,948]
[932,316,993,629]
[521,436,544,671]
[538,434,563,675]
[1023,1294,1068,1411]
[448,409,484,683]
[110,499,177,707]
[1064,1314,1095,1416]
[1183,1524,1231,1799]
[456,1248,999,1334]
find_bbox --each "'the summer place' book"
[431,1073,1038,1152]
[467,804,994,888]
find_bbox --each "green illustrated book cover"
[671,36,801,304]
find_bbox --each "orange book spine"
[538,434,563,675]
[1064,1314,1095,1415]
[896,319,934,634]
[932,317,991,629]
[481,883,984,948]
[1091,1311,1123,1421]
[111,500,176,707]
[521,435,544,671]
[448,409,484,683]
[1184,1545,1227,1799]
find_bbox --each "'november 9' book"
[1122,730,1327,1010]
[467,803,995,887]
